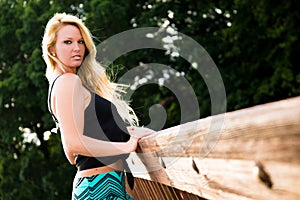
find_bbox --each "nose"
[73,42,80,52]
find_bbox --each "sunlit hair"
[42,13,138,125]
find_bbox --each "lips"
[72,55,82,59]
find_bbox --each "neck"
[54,64,78,75]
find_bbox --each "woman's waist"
[76,159,124,178]
[75,154,128,170]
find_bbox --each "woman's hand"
[127,126,155,139]
[126,126,156,152]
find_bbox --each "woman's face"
[53,24,86,72]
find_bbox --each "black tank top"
[48,75,130,171]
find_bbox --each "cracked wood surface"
[127,96,300,200]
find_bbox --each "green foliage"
[220,0,300,108]
[129,0,300,112]
[0,0,299,199]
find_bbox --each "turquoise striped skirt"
[72,171,134,200]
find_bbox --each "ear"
[49,46,56,55]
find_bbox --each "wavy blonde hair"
[42,13,138,125]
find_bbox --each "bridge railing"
[126,96,300,200]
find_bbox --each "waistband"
[76,160,124,178]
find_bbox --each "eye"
[78,40,85,44]
[64,40,72,44]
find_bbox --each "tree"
[220,0,300,109]
[107,0,300,116]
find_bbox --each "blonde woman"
[42,13,153,199]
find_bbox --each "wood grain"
[127,96,300,199]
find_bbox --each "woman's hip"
[72,171,132,200]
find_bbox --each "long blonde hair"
[42,13,138,126]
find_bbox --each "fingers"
[127,126,135,132]
[127,126,156,139]
[128,126,154,132]
[128,136,139,152]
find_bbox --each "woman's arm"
[53,73,139,164]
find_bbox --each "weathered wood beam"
[138,96,300,162]
[127,96,300,200]
[128,156,300,199]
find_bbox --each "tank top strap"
[48,75,62,129]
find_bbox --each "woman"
[42,13,153,199]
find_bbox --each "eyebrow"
[62,36,84,40]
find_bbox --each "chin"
[71,62,83,67]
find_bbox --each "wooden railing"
[126,96,300,200]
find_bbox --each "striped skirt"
[72,171,134,200]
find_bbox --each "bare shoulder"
[56,73,81,84]
[53,73,83,94]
